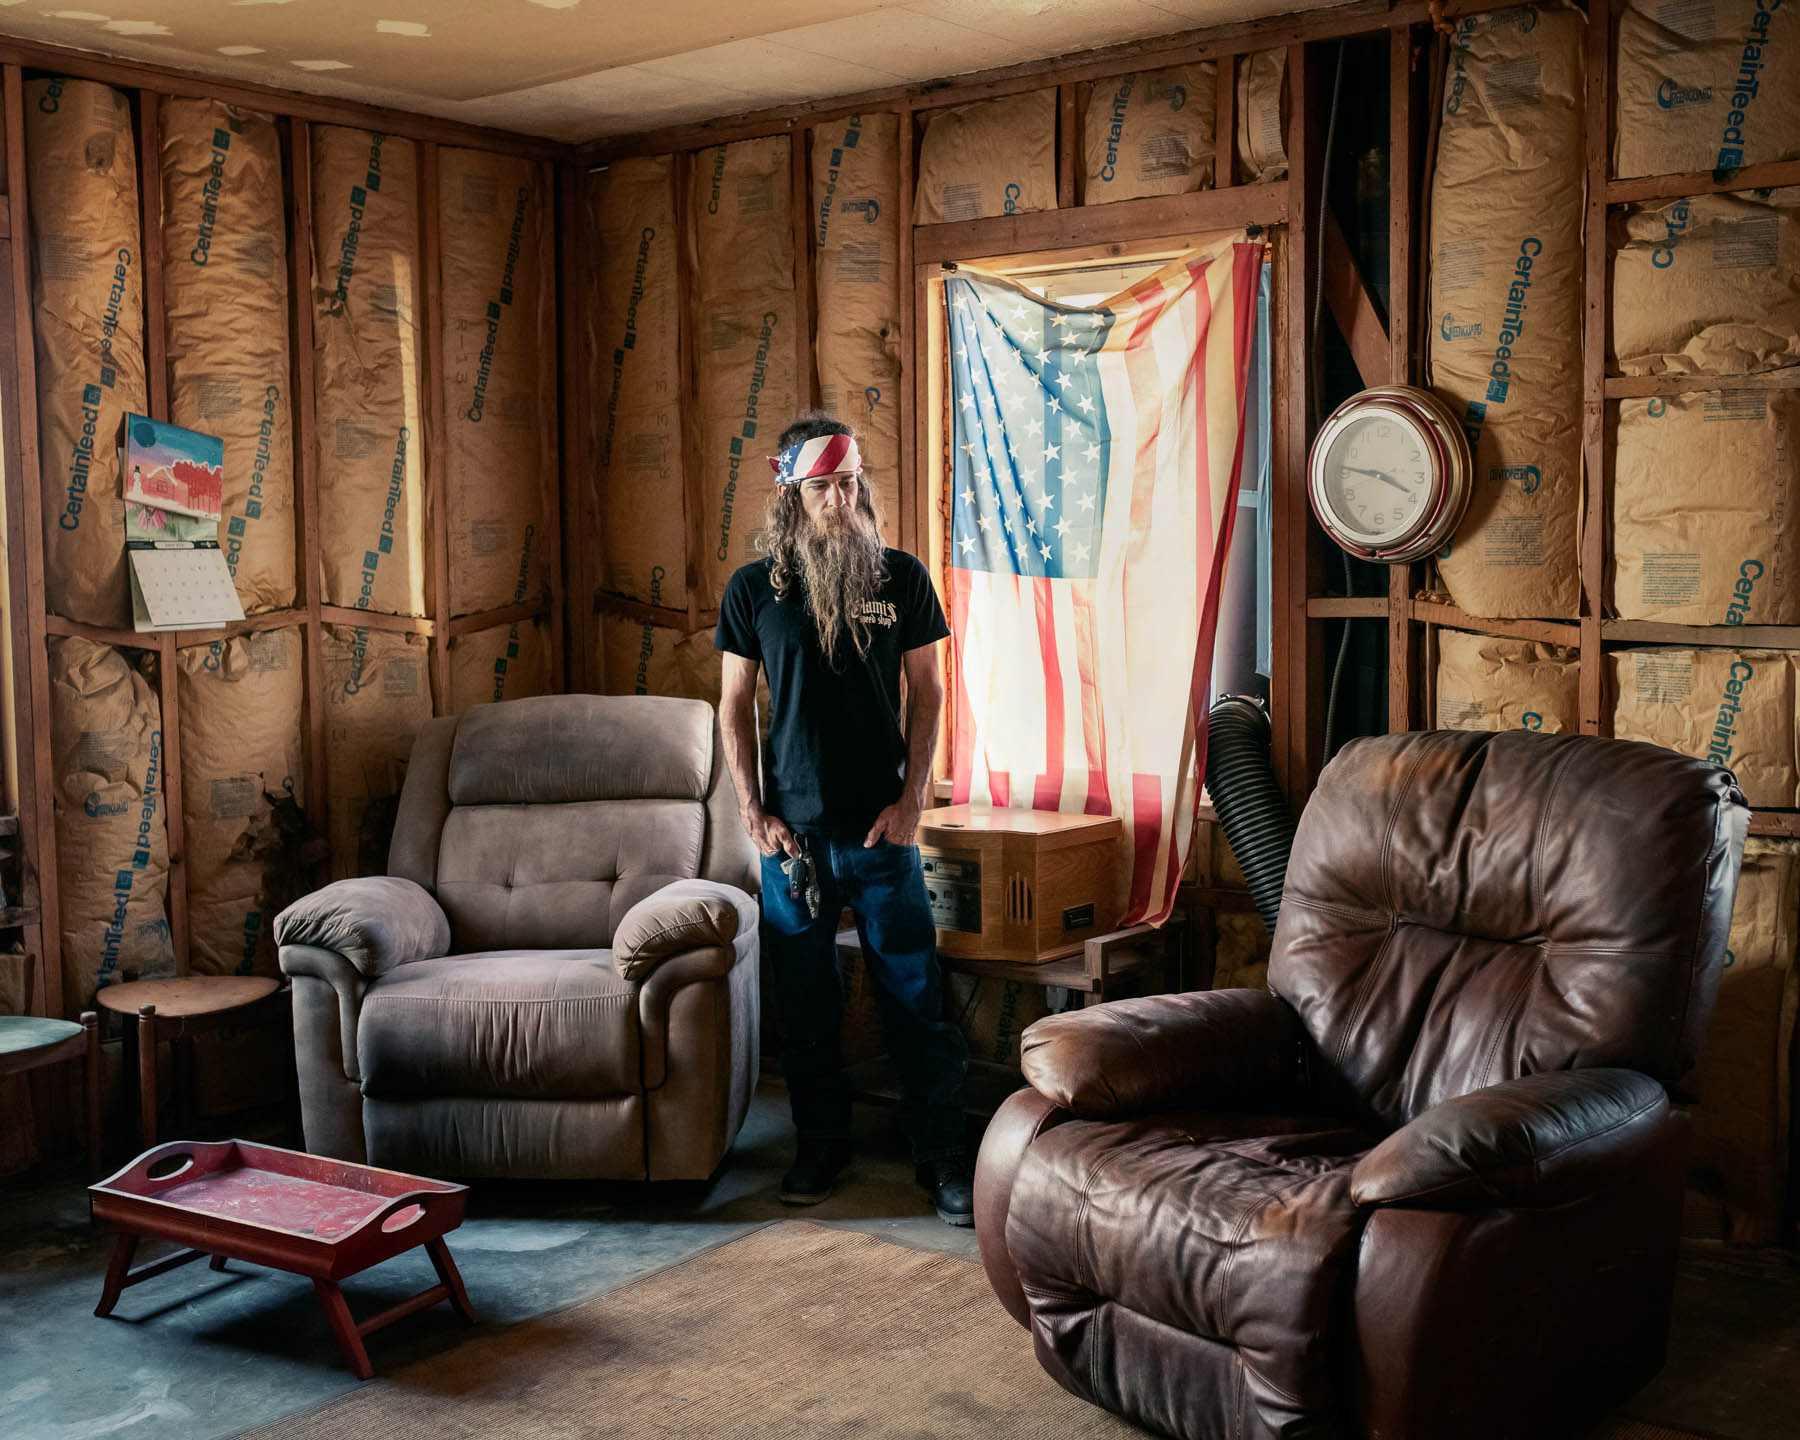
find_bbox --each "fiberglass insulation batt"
[26,78,146,629]
[438,147,554,617]
[589,155,686,610]
[810,113,902,529]
[1426,6,1585,620]
[50,635,172,1014]
[691,136,799,609]
[161,99,295,614]
[177,629,304,978]
[311,126,429,618]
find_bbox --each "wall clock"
[1307,386,1472,563]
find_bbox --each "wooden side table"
[0,1011,99,1177]
[96,976,284,1148]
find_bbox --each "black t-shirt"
[715,549,950,834]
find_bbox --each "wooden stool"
[0,1012,100,1177]
[97,977,282,1148]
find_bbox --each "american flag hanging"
[945,236,1262,926]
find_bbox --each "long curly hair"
[765,412,887,667]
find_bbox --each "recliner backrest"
[387,694,758,953]
[1268,729,1747,1132]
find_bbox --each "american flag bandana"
[769,433,862,485]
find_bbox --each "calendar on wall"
[120,414,244,632]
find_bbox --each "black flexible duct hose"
[1205,696,1297,933]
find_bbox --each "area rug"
[242,1220,1723,1440]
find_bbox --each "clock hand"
[1343,465,1411,494]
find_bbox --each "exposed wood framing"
[913,183,1287,267]
[1606,371,1800,398]
[791,130,815,413]
[1578,0,1610,735]
[1058,85,1077,209]
[556,159,592,691]
[1320,208,1387,389]
[541,158,567,695]
[1386,24,1418,733]
[1214,54,1236,191]
[1412,599,1580,649]
[286,118,330,844]
[676,149,704,634]
[897,103,916,555]
[0,70,49,1014]
[1607,155,1800,206]
[420,144,451,715]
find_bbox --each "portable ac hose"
[1204,695,1296,933]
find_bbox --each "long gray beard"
[796,510,885,668]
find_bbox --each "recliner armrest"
[273,876,451,978]
[1020,988,1307,1118]
[614,879,755,983]
[1350,1068,1669,1209]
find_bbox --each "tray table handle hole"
[381,1203,425,1233]
[146,1153,194,1182]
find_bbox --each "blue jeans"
[760,835,968,1164]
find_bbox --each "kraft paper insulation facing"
[177,630,304,979]
[438,148,555,617]
[1610,646,1798,808]
[449,615,554,712]
[914,92,1058,224]
[949,974,1050,1067]
[1211,911,1272,993]
[1614,0,1800,181]
[1080,65,1216,204]
[1426,6,1584,620]
[161,99,296,615]
[1613,391,1800,624]
[322,624,432,881]
[49,636,173,1016]
[26,78,147,630]
[1611,187,1800,376]
[810,113,902,530]
[311,126,429,617]
[691,136,799,609]
[1236,50,1288,183]
[1686,838,1799,1247]
[589,155,687,611]
[1434,628,1581,733]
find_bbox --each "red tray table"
[90,1139,476,1379]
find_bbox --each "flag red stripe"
[1126,772,1164,920]
[1032,575,1065,811]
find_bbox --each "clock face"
[1318,408,1435,545]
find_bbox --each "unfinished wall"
[438,147,554,617]
[177,630,304,978]
[26,78,146,630]
[449,615,553,711]
[1610,647,1798,808]
[322,625,432,880]
[161,99,295,614]
[1612,188,1800,376]
[1426,7,1585,620]
[1211,911,1272,992]
[914,92,1058,224]
[1435,628,1581,733]
[311,126,429,617]
[692,136,798,608]
[589,155,687,610]
[1614,0,1800,182]
[1080,65,1216,204]
[1613,391,1800,624]
[1236,49,1288,182]
[1687,837,1800,1246]
[49,636,172,1014]
[811,113,902,528]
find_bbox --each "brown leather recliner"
[976,730,1748,1440]
[275,694,761,1181]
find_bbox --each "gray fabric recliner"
[275,694,761,1181]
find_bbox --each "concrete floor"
[1,1079,1796,1440]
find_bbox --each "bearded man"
[716,413,972,1225]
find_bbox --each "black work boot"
[915,1154,974,1226]
[779,1138,853,1205]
